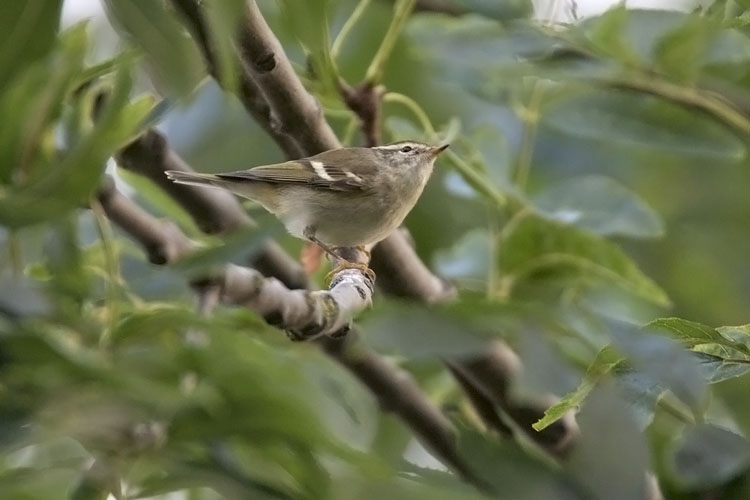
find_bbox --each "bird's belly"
[280,189,407,247]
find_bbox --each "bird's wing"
[216,156,373,192]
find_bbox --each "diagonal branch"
[236,0,340,156]
[170,0,303,158]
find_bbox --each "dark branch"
[236,1,340,155]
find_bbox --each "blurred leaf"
[200,0,244,91]
[669,424,750,491]
[655,14,716,83]
[499,213,670,306]
[532,175,664,238]
[692,352,750,383]
[359,300,496,358]
[103,0,204,97]
[580,5,639,64]
[534,346,623,431]
[0,277,51,321]
[542,89,746,161]
[0,68,151,228]
[649,317,750,358]
[565,385,650,500]
[433,229,490,287]
[717,324,750,350]
[613,367,666,429]
[457,427,581,499]
[359,298,546,358]
[174,220,283,277]
[116,168,200,235]
[277,0,337,92]
[0,1,63,93]
[450,0,532,21]
[578,9,687,66]
[44,216,90,308]
[0,24,87,184]
[609,320,707,413]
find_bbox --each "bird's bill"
[430,144,450,157]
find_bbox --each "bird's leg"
[303,227,375,284]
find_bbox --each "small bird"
[166,141,449,280]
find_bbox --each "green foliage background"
[3,0,750,499]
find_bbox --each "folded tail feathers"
[165,171,225,189]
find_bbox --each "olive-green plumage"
[166,141,448,249]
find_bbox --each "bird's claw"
[325,261,376,286]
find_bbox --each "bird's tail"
[165,171,233,191]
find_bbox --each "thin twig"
[364,0,417,84]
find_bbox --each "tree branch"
[169,0,303,158]
[448,342,579,458]
[236,1,340,156]
[115,129,309,290]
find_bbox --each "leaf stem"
[602,72,750,136]
[364,0,416,84]
[331,0,372,60]
[513,82,545,191]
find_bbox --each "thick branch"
[449,342,579,458]
[115,129,309,290]
[237,1,340,155]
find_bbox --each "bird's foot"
[325,261,376,285]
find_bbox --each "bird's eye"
[400,146,413,153]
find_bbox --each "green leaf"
[542,89,746,161]
[173,221,283,277]
[578,8,687,66]
[199,0,245,91]
[532,175,664,238]
[610,320,707,412]
[0,68,152,229]
[655,14,717,83]
[669,424,750,491]
[565,385,650,500]
[0,1,63,93]
[359,301,497,358]
[648,318,750,358]
[359,298,547,358]
[717,324,750,350]
[0,24,88,184]
[580,4,639,65]
[457,428,580,499]
[534,346,623,431]
[102,0,204,97]
[499,213,670,306]
[692,352,750,383]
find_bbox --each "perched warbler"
[166,141,449,279]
